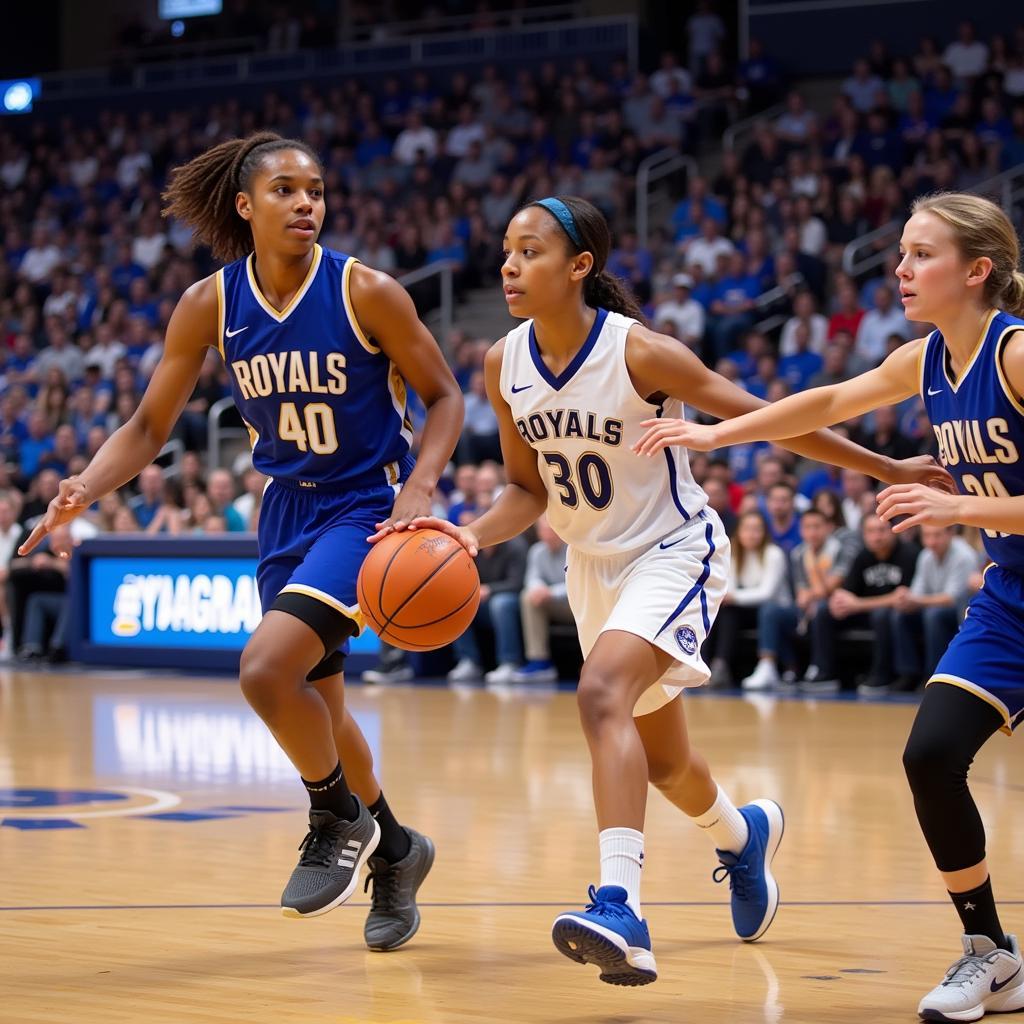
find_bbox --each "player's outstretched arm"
[406,339,547,555]
[878,332,1024,534]
[626,326,951,488]
[18,279,215,556]
[351,263,464,535]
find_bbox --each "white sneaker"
[918,934,1024,1022]
[447,658,482,683]
[361,664,414,685]
[742,659,780,691]
[799,665,840,694]
[485,662,519,684]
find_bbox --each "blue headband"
[533,197,582,248]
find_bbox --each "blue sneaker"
[712,799,784,942]
[512,660,558,683]
[551,885,657,986]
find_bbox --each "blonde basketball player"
[395,196,951,985]
[634,191,1024,1020]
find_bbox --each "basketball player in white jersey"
[398,196,953,985]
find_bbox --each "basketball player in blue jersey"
[399,195,950,985]
[19,133,464,950]
[638,191,1024,1020]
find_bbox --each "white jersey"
[500,308,707,555]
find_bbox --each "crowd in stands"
[0,19,1021,686]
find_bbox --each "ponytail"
[162,132,322,263]
[584,270,647,323]
[1004,270,1024,319]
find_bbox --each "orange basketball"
[357,528,481,652]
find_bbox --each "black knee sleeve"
[269,592,357,683]
[903,682,1005,872]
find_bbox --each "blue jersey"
[217,244,413,490]
[921,308,1024,575]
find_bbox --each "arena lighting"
[0,79,40,115]
[158,0,222,17]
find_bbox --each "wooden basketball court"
[2,668,1022,1023]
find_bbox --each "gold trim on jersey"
[994,326,1024,417]
[245,243,322,322]
[241,416,259,452]
[278,583,366,632]
[944,308,998,392]
[928,674,1014,735]
[215,269,226,359]
[917,331,934,398]
[341,257,379,354]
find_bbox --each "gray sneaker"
[363,827,436,951]
[281,799,380,918]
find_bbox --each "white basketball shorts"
[565,507,730,717]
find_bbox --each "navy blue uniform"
[920,309,1024,731]
[218,244,413,649]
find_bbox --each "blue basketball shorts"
[256,478,396,656]
[929,564,1024,735]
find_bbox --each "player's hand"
[876,482,962,533]
[882,454,957,494]
[369,514,480,557]
[371,483,434,539]
[17,477,90,557]
[632,418,720,456]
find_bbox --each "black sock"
[949,877,1008,950]
[368,792,411,863]
[302,763,357,821]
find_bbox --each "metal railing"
[722,103,785,152]
[398,260,456,347]
[207,396,247,473]
[347,3,586,42]
[155,439,185,477]
[842,162,1024,278]
[636,148,698,249]
[205,260,457,470]
[41,16,638,101]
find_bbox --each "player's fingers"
[879,500,921,522]
[634,426,676,455]
[17,521,49,556]
[891,512,928,533]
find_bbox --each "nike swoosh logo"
[511,384,533,394]
[659,536,687,550]
[927,387,943,396]
[992,964,1022,992]
[225,325,249,338]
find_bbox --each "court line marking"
[0,787,181,820]
[5,899,1024,913]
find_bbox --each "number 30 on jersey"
[542,451,613,510]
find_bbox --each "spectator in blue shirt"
[853,111,905,171]
[606,230,653,304]
[779,322,824,392]
[109,243,147,298]
[127,463,164,529]
[975,97,1013,148]
[18,411,54,479]
[764,482,803,553]
[709,251,760,359]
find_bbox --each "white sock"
[689,785,749,855]
[599,827,644,917]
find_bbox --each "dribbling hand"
[17,477,90,558]
[366,514,480,557]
